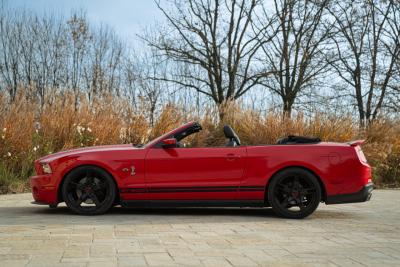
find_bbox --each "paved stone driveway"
[0,190,399,267]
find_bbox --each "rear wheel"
[62,166,116,215]
[268,168,321,219]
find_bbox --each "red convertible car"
[30,122,373,218]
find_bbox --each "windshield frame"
[143,121,197,148]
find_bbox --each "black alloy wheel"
[62,166,116,215]
[268,168,321,219]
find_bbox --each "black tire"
[267,167,321,219]
[62,166,116,215]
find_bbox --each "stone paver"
[0,190,399,266]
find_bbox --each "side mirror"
[162,138,177,148]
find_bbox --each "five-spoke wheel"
[62,166,116,215]
[268,168,321,219]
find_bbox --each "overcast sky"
[6,0,164,43]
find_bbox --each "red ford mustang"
[30,121,373,218]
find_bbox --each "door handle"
[226,153,240,161]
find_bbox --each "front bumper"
[30,175,58,205]
[325,182,373,205]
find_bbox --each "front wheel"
[268,168,321,219]
[62,166,116,215]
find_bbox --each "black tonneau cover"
[276,135,321,145]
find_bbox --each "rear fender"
[265,164,328,202]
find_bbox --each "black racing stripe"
[120,199,265,208]
[238,188,264,192]
[120,185,264,194]
[238,186,264,192]
[149,189,236,193]
[148,186,237,193]
[120,188,147,193]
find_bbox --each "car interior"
[223,125,241,147]
[159,122,320,148]
[164,123,241,148]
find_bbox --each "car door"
[145,146,247,200]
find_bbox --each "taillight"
[356,146,367,163]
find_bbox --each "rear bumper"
[325,182,373,205]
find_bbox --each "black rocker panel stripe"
[120,199,265,208]
[120,186,264,194]
[239,186,265,192]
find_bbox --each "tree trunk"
[282,97,293,118]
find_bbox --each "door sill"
[120,199,265,208]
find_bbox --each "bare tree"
[83,25,125,103]
[0,10,22,102]
[2,0,398,124]
[329,0,400,126]
[0,7,136,112]
[67,12,91,110]
[390,56,400,113]
[145,0,275,118]
[259,0,333,117]
[126,48,170,126]
[30,14,68,108]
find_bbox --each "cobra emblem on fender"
[122,166,135,176]
[130,166,136,176]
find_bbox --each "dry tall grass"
[0,91,399,193]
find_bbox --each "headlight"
[41,163,52,174]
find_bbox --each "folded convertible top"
[276,135,321,145]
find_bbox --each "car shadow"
[0,204,357,226]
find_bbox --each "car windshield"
[140,122,194,148]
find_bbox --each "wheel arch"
[57,164,120,204]
[264,165,327,204]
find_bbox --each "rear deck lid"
[348,140,365,147]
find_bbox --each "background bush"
[0,90,399,193]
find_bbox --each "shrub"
[0,91,399,193]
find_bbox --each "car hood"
[38,144,136,163]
